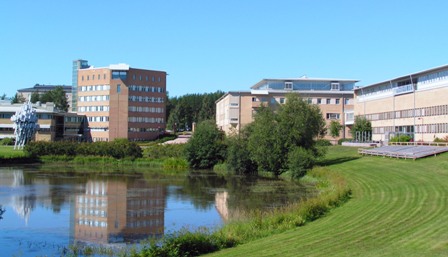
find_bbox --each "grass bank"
[0,146,37,164]
[209,146,448,256]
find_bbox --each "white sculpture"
[10,100,40,149]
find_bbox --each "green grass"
[0,145,26,158]
[208,146,448,257]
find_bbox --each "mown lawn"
[0,145,25,159]
[209,146,448,257]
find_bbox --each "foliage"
[389,134,412,142]
[0,138,15,146]
[143,144,186,159]
[185,120,226,169]
[39,86,69,112]
[338,138,351,145]
[315,139,332,147]
[351,116,372,140]
[0,93,7,100]
[162,157,189,170]
[137,228,237,257]
[288,147,315,179]
[24,139,142,159]
[11,93,26,104]
[434,136,448,142]
[328,120,343,138]
[30,91,40,103]
[166,91,225,131]
[225,128,257,175]
[247,106,285,176]
[247,94,326,177]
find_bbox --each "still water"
[0,164,314,256]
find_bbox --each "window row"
[80,85,110,92]
[90,127,109,132]
[129,85,164,93]
[87,116,109,122]
[417,70,448,85]
[129,95,164,103]
[372,123,448,134]
[81,74,107,81]
[77,196,107,206]
[78,106,110,112]
[129,127,162,133]
[251,96,350,105]
[127,209,163,218]
[365,104,448,121]
[126,219,163,228]
[78,208,107,218]
[128,117,164,124]
[77,219,107,228]
[131,74,162,82]
[65,116,84,123]
[79,95,110,102]
[129,106,164,113]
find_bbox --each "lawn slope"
[209,146,448,257]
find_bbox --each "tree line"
[166,91,225,132]
[8,86,70,112]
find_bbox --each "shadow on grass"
[317,156,360,166]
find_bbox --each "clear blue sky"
[1,0,447,98]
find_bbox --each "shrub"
[288,147,315,179]
[139,229,236,257]
[338,138,351,145]
[1,138,15,146]
[390,134,412,142]
[315,139,332,147]
[144,144,186,159]
[225,133,257,175]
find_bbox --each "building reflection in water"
[215,191,229,222]
[74,179,166,245]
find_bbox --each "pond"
[0,164,315,256]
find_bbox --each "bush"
[139,229,236,257]
[144,144,186,159]
[390,134,412,142]
[338,138,351,145]
[288,147,315,179]
[225,133,257,175]
[315,139,332,147]
[185,120,226,169]
[434,137,448,143]
[24,139,142,159]
[1,138,15,146]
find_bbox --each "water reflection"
[73,179,166,245]
[0,166,314,256]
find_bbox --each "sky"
[1,0,447,98]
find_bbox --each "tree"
[351,116,372,141]
[184,120,226,169]
[0,93,6,100]
[30,91,40,103]
[226,126,257,174]
[11,93,26,104]
[328,120,343,139]
[40,86,69,112]
[247,105,285,176]
[246,93,326,178]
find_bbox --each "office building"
[17,84,72,110]
[216,77,358,141]
[76,62,167,142]
[354,64,448,142]
[0,101,86,141]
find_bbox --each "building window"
[280,98,285,104]
[331,83,340,91]
[326,98,331,104]
[252,97,257,102]
[336,99,340,104]
[87,75,89,81]
[284,82,293,90]
[98,74,100,80]
[344,98,350,105]
[317,98,322,104]
[112,71,127,80]
[326,113,340,120]
[307,98,312,104]
[117,84,121,93]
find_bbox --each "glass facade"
[72,60,89,111]
[257,81,355,91]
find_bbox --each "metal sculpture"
[10,100,39,149]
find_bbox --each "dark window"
[112,71,127,80]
